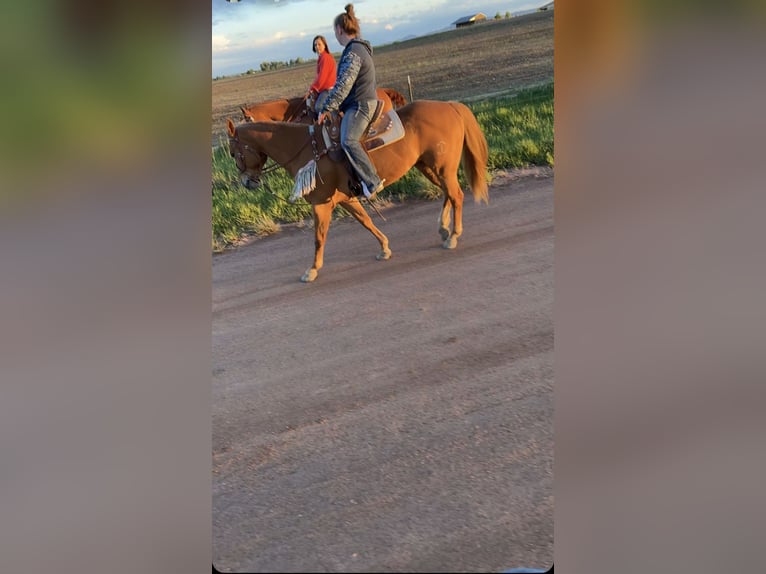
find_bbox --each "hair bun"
[345,4,354,16]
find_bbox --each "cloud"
[385,24,394,31]
[212,35,231,53]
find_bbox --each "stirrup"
[362,179,386,200]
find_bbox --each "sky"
[212,0,544,78]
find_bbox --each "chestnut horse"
[227,100,488,282]
[240,87,407,124]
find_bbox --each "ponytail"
[334,3,361,36]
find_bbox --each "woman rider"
[307,35,337,115]
[316,4,386,200]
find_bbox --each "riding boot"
[348,177,363,197]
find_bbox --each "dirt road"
[212,168,554,572]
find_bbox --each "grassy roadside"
[212,82,553,252]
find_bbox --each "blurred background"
[0,2,211,573]
[556,1,766,573]
[2,1,765,573]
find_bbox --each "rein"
[235,127,314,176]
[287,94,311,123]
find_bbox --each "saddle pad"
[364,110,405,152]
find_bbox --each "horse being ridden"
[227,99,489,282]
[239,87,407,124]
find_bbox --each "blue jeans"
[314,91,330,113]
[340,100,381,190]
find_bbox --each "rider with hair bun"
[316,4,386,200]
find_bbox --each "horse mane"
[246,97,290,107]
[283,96,307,120]
[241,96,308,123]
[237,120,303,134]
[382,88,407,109]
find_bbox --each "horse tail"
[450,102,489,204]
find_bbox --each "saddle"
[305,100,405,196]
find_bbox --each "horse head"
[239,106,255,122]
[226,118,268,190]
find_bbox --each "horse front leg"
[302,202,334,282]
[339,197,392,261]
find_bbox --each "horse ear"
[227,118,236,137]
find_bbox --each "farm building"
[452,13,487,28]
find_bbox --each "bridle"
[229,126,316,191]
[229,136,267,188]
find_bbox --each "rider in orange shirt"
[307,35,337,114]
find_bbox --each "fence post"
[407,74,414,102]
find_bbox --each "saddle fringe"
[290,159,318,203]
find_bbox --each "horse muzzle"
[240,173,261,189]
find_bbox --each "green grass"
[212,82,553,251]
[211,135,316,250]
[470,83,554,170]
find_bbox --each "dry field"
[211,10,553,146]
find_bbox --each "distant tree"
[505,11,512,18]
[494,11,502,20]
[256,57,306,72]
[260,61,285,71]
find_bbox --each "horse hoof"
[301,269,318,282]
[439,228,450,241]
[442,237,458,249]
[376,249,392,261]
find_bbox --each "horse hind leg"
[339,197,392,260]
[441,175,465,249]
[418,164,465,248]
[438,199,451,242]
[417,164,452,242]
